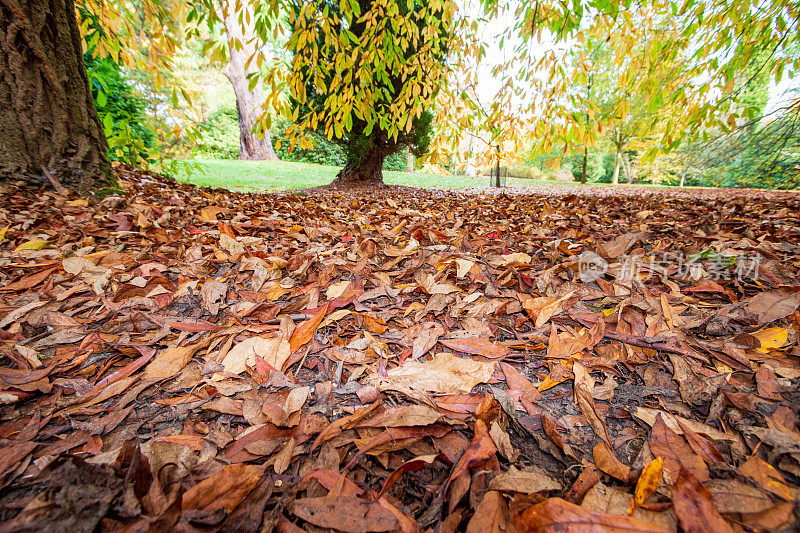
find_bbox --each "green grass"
[169,158,799,193]
[171,158,554,192]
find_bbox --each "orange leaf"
[516,497,670,532]
[290,302,329,353]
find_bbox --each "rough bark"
[333,146,387,185]
[223,2,278,161]
[0,0,111,194]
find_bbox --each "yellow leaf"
[14,239,48,252]
[629,457,663,515]
[754,327,788,353]
[538,375,565,392]
[0,225,9,241]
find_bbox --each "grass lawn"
[171,158,554,192]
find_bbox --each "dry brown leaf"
[373,352,496,394]
[219,336,290,375]
[516,497,670,533]
[182,463,265,512]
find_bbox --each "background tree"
[471,0,800,171]
[218,0,279,160]
[279,0,457,184]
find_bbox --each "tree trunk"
[0,0,111,194]
[406,146,414,173]
[223,1,278,161]
[580,147,588,183]
[612,151,621,185]
[333,146,386,185]
[622,152,632,183]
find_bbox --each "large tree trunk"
[0,0,111,194]
[223,2,278,161]
[333,146,387,185]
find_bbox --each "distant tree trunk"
[622,152,633,183]
[223,2,278,161]
[1,0,111,194]
[334,145,387,185]
[580,148,588,183]
[680,170,686,187]
[406,146,414,173]
[612,151,622,185]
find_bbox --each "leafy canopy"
[277,0,457,160]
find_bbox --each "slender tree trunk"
[680,170,686,187]
[334,146,387,185]
[223,2,278,161]
[1,0,111,194]
[406,146,414,173]
[580,148,588,183]
[612,151,621,185]
[622,152,632,183]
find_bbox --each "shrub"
[85,55,155,166]
[193,107,240,159]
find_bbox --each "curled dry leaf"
[439,337,511,359]
[516,497,671,533]
[219,336,291,375]
[573,362,612,447]
[593,442,630,482]
[182,463,265,513]
[372,352,496,394]
[371,453,450,502]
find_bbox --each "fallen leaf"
[182,463,265,512]
[292,493,400,532]
[629,457,663,515]
[739,456,794,501]
[14,239,48,251]
[753,327,788,352]
[649,414,709,483]
[219,336,291,375]
[374,352,496,394]
[593,442,630,482]
[516,497,670,532]
[488,465,561,493]
[573,362,612,447]
[439,337,510,358]
[466,491,510,533]
[671,468,734,533]
[290,303,329,353]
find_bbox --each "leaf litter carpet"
[1,168,800,532]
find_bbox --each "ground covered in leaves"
[1,168,800,532]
